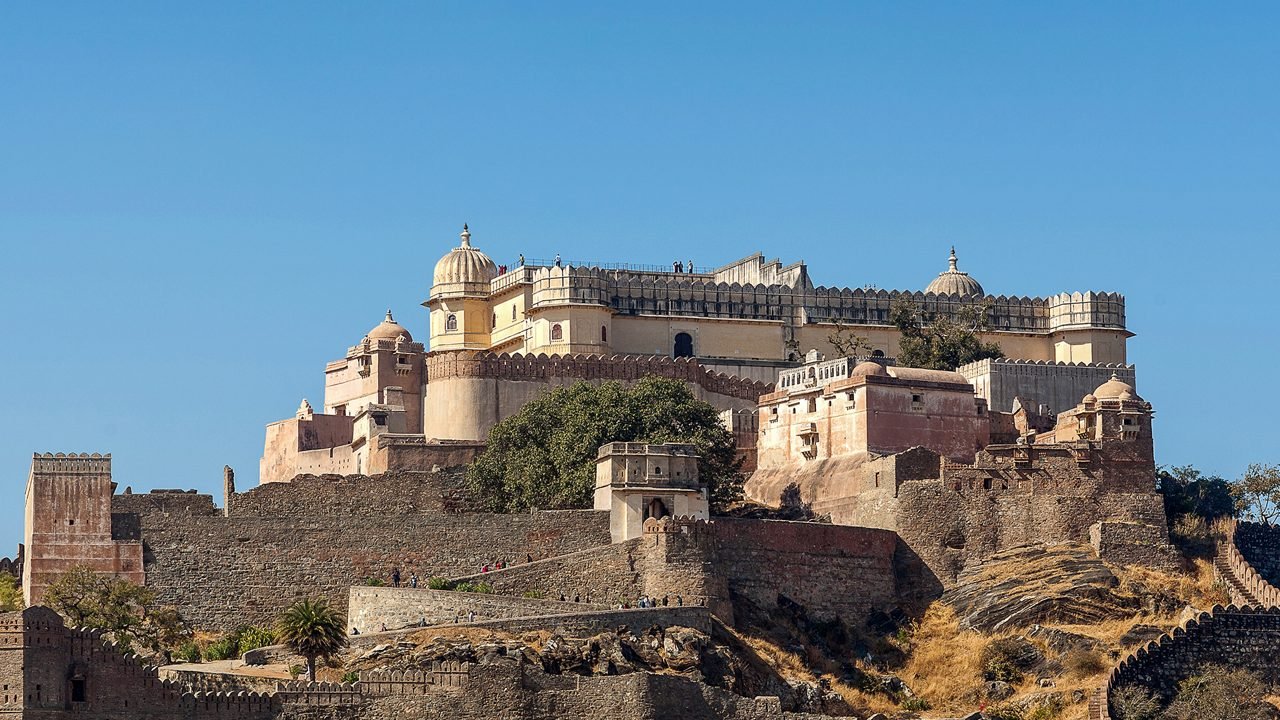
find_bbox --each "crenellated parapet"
[357,662,472,694]
[1092,605,1280,719]
[30,451,112,476]
[1217,519,1280,608]
[425,350,774,402]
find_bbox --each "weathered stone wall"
[1095,606,1280,719]
[712,519,898,622]
[447,606,716,637]
[1089,521,1181,571]
[347,587,596,632]
[108,474,611,630]
[2,607,280,720]
[1218,519,1280,607]
[1233,521,1280,590]
[445,518,899,627]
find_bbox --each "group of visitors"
[389,567,420,588]
[617,594,687,609]
[672,259,696,273]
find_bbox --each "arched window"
[445,314,458,332]
[871,349,885,357]
[550,323,563,341]
[601,325,608,342]
[673,332,693,358]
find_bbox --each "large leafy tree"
[467,376,744,512]
[1233,463,1280,524]
[276,598,348,682]
[41,565,190,655]
[1157,465,1236,523]
[890,299,1004,370]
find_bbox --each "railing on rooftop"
[513,258,711,274]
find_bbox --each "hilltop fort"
[7,227,1250,720]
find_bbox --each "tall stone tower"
[425,224,499,351]
[22,454,143,606]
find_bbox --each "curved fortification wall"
[1215,519,1280,608]
[1090,605,1280,719]
[423,351,773,441]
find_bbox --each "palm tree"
[276,598,348,682]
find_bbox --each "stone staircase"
[1213,547,1263,607]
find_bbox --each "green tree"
[1157,465,1236,522]
[467,376,744,512]
[41,565,190,655]
[0,574,22,612]
[1233,463,1280,524]
[890,299,1004,370]
[276,598,348,682]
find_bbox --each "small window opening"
[550,323,563,341]
[445,314,458,331]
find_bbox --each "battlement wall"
[128,507,610,630]
[1220,519,1280,607]
[347,586,596,632]
[425,350,773,402]
[1093,606,1280,719]
[29,452,113,477]
[522,265,1127,334]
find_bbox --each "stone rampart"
[347,587,598,632]
[1092,606,1280,719]
[0,546,20,579]
[1219,519,1280,607]
[425,350,774,402]
[107,475,612,630]
[445,517,899,627]
[447,606,716,636]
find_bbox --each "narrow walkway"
[1213,547,1262,607]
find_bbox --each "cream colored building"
[426,231,1131,383]
[260,225,1136,482]
[594,442,708,543]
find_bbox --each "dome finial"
[385,309,394,322]
[948,246,958,272]
[460,223,471,247]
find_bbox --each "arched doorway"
[673,332,693,358]
[646,497,669,521]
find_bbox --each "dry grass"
[895,603,996,712]
[1114,558,1228,610]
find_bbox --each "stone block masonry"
[107,472,611,630]
[347,587,597,632]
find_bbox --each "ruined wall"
[109,473,611,630]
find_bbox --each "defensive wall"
[1215,519,1280,608]
[432,516,902,628]
[0,546,20,579]
[347,587,599,632]
[3,607,838,720]
[1090,605,1280,719]
[751,440,1173,588]
[422,351,772,441]
[103,472,612,630]
[525,262,1127,335]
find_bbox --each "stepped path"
[1212,546,1263,607]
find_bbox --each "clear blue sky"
[1,3,1277,551]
